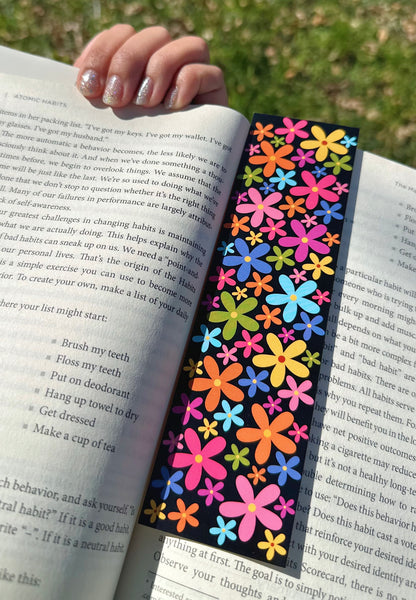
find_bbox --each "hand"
[74,24,228,109]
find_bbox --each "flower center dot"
[258,204,264,210]
[195,454,203,463]
[282,465,287,471]
[312,186,319,192]
[230,311,238,319]
[244,256,251,262]
[248,503,257,513]
[301,236,308,243]
[322,140,328,145]
[213,378,222,387]
[264,429,272,438]
[290,294,297,301]
[278,355,286,363]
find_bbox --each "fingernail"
[79,69,100,97]
[135,76,153,105]
[103,75,123,106]
[165,86,178,110]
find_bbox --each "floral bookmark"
[140,114,358,566]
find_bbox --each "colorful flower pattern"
[139,115,358,566]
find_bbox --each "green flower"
[302,350,321,367]
[266,246,295,270]
[209,291,258,340]
[241,166,263,187]
[271,135,285,148]
[324,153,352,175]
[225,444,250,470]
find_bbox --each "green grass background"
[1,0,415,166]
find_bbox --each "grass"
[0,0,415,166]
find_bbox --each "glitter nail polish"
[103,75,123,106]
[165,86,178,110]
[135,77,153,105]
[79,69,100,97]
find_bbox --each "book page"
[0,68,249,599]
[116,151,416,599]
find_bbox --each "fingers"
[75,25,228,109]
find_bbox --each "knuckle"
[110,23,136,37]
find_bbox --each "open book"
[1,48,415,600]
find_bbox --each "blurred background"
[1,0,415,167]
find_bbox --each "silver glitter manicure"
[103,75,123,106]
[79,69,100,97]
[165,86,178,110]
[135,76,153,105]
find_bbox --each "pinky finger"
[165,64,228,109]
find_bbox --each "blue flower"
[209,515,237,545]
[259,181,276,195]
[192,324,222,352]
[270,168,297,190]
[267,451,301,486]
[223,238,271,282]
[314,200,343,225]
[152,466,183,500]
[217,241,235,256]
[293,311,325,341]
[311,166,327,179]
[238,366,270,398]
[341,135,357,148]
[266,274,319,322]
[214,400,244,432]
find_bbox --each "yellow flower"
[253,333,309,387]
[302,252,334,280]
[144,499,166,524]
[198,418,219,439]
[258,529,287,560]
[300,126,347,161]
[232,286,248,300]
[246,230,263,246]
[183,358,203,378]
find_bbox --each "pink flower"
[278,376,314,411]
[291,171,338,209]
[279,220,329,262]
[172,394,203,425]
[170,428,227,490]
[236,188,283,228]
[275,118,309,144]
[234,330,264,358]
[247,143,260,156]
[220,475,281,542]
[162,430,184,452]
[301,213,318,228]
[202,294,220,310]
[209,266,236,290]
[289,268,307,284]
[232,191,248,205]
[289,422,309,443]
[278,327,295,343]
[263,395,283,415]
[260,217,286,241]
[197,477,224,506]
[216,344,238,365]
[274,496,295,518]
[312,289,330,305]
[332,182,349,195]
[291,148,315,167]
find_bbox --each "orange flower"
[237,404,296,464]
[248,465,267,485]
[190,356,244,412]
[253,122,274,141]
[224,214,250,236]
[322,232,340,247]
[249,142,295,177]
[255,305,282,329]
[246,272,273,297]
[279,195,306,217]
[167,498,199,533]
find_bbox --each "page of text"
[116,151,416,600]
[0,68,249,599]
